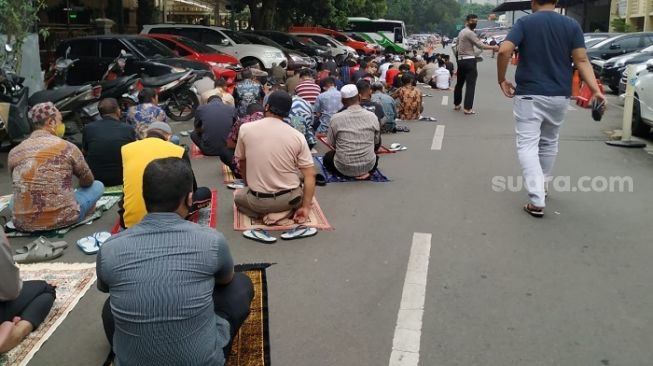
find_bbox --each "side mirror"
[120,49,127,57]
[4,44,12,53]
[609,43,620,50]
[221,39,230,46]
[647,59,653,72]
[65,46,71,58]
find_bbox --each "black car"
[586,32,653,60]
[56,35,211,85]
[238,32,316,70]
[600,45,653,91]
[246,30,330,63]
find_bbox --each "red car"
[145,34,242,86]
[289,26,376,55]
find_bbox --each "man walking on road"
[454,14,499,115]
[496,0,606,217]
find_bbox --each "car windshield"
[177,36,223,54]
[222,30,251,44]
[129,38,176,59]
[243,34,282,48]
[585,38,606,48]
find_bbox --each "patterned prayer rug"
[233,195,332,231]
[314,156,390,183]
[223,164,237,184]
[0,263,97,366]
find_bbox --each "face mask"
[55,122,65,137]
[468,22,478,30]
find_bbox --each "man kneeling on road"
[324,84,381,180]
[234,91,316,227]
[98,157,253,366]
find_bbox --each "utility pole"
[230,0,236,30]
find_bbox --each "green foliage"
[0,0,47,72]
[610,17,632,33]
[386,0,461,35]
[458,3,496,20]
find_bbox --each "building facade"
[610,0,653,31]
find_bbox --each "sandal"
[280,225,318,240]
[419,116,438,122]
[14,237,68,254]
[394,126,410,133]
[463,110,476,115]
[243,229,277,244]
[389,143,408,151]
[77,236,100,255]
[523,203,544,218]
[13,240,64,264]
[453,105,462,111]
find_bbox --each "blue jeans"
[75,181,105,221]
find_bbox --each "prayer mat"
[188,189,218,228]
[223,164,237,184]
[226,263,272,366]
[0,263,96,366]
[101,263,272,366]
[314,156,391,183]
[233,194,332,231]
[316,135,396,155]
[4,195,120,238]
[110,190,217,234]
[103,185,123,196]
[191,143,206,159]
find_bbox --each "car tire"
[241,57,264,70]
[609,84,619,93]
[632,97,650,137]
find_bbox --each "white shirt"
[379,63,391,81]
[433,67,451,90]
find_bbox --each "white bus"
[345,17,409,53]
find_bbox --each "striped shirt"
[326,105,380,177]
[97,213,234,366]
[294,79,321,104]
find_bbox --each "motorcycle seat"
[29,85,90,105]
[141,72,189,88]
[100,75,136,90]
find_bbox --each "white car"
[631,59,653,137]
[141,24,287,70]
[290,32,355,58]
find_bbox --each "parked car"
[246,30,331,63]
[629,60,653,136]
[289,26,376,55]
[290,32,356,58]
[599,45,653,91]
[237,32,315,70]
[144,34,242,84]
[587,32,653,60]
[141,24,287,70]
[54,35,212,86]
[584,32,618,43]
[618,62,649,102]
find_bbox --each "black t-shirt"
[360,99,385,125]
[82,117,136,187]
[194,100,237,155]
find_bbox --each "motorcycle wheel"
[165,89,198,122]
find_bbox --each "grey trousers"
[513,95,569,207]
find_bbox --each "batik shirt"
[313,87,343,134]
[126,103,167,139]
[284,96,317,148]
[228,111,265,144]
[234,79,263,116]
[395,86,422,120]
[8,130,94,231]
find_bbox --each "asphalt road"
[2,49,653,366]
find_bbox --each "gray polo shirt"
[456,28,485,58]
[97,213,234,366]
[327,105,381,177]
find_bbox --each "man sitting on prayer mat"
[98,157,254,366]
[8,102,105,232]
[324,84,381,180]
[83,98,137,187]
[234,91,316,225]
[120,122,209,229]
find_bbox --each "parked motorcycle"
[0,44,32,148]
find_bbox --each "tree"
[458,3,495,20]
[0,0,48,72]
[386,0,461,35]
[610,17,632,33]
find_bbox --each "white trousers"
[513,95,569,207]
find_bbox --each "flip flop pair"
[419,116,438,121]
[243,225,318,244]
[77,231,111,255]
[389,143,407,151]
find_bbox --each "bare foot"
[0,321,14,351]
[354,173,371,180]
